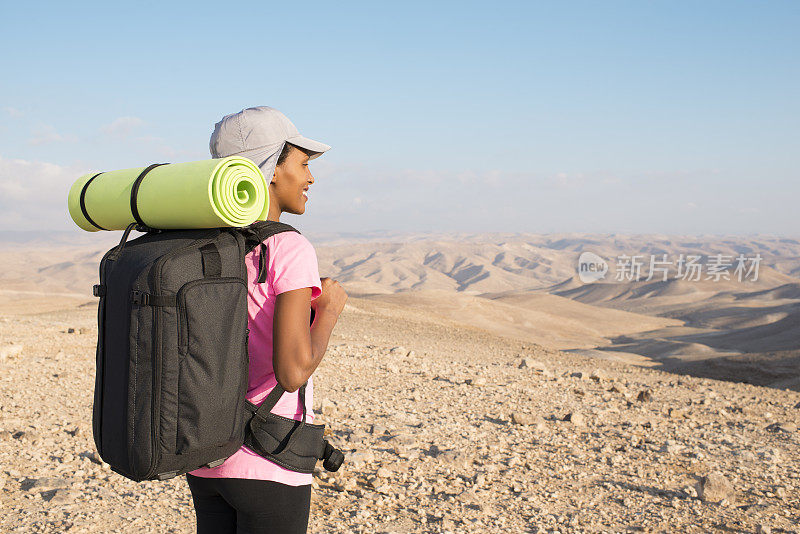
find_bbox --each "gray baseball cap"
[209,106,331,180]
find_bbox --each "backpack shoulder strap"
[240,221,301,254]
[235,221,303,284]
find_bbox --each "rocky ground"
[1,297,799,533]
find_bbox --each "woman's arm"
[272,287,339,392]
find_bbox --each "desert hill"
[1,230,799,393]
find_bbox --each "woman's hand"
[312,277,348,317]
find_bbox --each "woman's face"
[270,145,314,215]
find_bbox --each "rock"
[67,328,76,334]
[0,344,24,362]
[466,376,486,387]
[668,407,688,419]
[96,487,117,501]
[636,390,653,402]
[609,383,627,394]
[429,445,468,466]
[334,477,357,492]
[570,371,587,380]
[319,398,337,415]
[438,449,469,468]
[589,369,605,382]
[396,448,420,461]
[699,472,735,503]
[20,477,74,492]
[661,440,682,455]
[510,412,538,426]
[682,485,698,498]
[370,423,387,436]
[759,448,781,464]
[387,433,417,449]
[79,451,102,465]
[563,412,586,427]
[347,450,375,467]
[756,525,772,534]
[518,358,545,371]
[14,430,41,445]
[374,484,391,495]
[766,422,797,433]
[389,346,408,356]
[738,450,757,462]
[375,467,392,478]
[42,488,74,505]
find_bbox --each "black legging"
[186,473,311,534]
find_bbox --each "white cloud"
[3,106,23,117]
[133,135,179,158]
[102,116,145,137]
[0,156,90,231]
[398,169,511,186]
[551,172,587,189]
[28,124,75,146]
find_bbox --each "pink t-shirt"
[189,230,322,486]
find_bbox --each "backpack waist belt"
[243,382,344,474]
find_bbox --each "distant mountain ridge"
[1,231,800,389]
[2,231,800,296]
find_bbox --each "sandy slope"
[363,290,680,350]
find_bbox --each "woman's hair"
[276,142,315,167]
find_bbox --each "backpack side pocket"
[175,277,248,454]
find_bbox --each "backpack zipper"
[94,248,115,458]
[141,232,221,480]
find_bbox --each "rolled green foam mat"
[67,157,269,231]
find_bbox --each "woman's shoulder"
[264,231,318,268]
[264,229,321,296]
[266,229,315,252]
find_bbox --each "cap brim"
[286,135,331,160]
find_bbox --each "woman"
[185,107,348,534]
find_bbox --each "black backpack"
[92,220,343,481]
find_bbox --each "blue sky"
[0,1,797,236]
